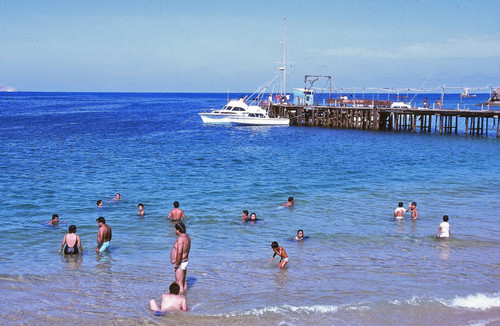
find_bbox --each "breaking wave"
[214,293,500,319]
[449,293,500,310]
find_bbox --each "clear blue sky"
[1,0,498,92]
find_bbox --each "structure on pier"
[292,88,315,106]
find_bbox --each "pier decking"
[270,104,500,137]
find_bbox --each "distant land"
[0,84,18,92]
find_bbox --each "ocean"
[0,92,499,325]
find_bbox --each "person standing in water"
[171,222,191,294]
[409,202,418,220]
[437,215,451,238]
[394,202,406,219]
[59,225,83,255]
[270,241,288,269]
[96,216,112,253]
[167,201,186,221]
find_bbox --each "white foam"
[221,304,340,318]
[390,295,448,307]
[217,294,500,320]
[282,304,339,314]
[467,320,494,326]
[450,293,500,311]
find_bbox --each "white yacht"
[199,98,267,124]
[228,112,289,126]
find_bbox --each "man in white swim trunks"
[393,202,407,219]
[171,222,190,294]
[96,216,112,253]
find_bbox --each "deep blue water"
[0,92,499,325]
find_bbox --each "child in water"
[137,203,145,216]
[394,202,406,219]
[437,215,451,238]
[270,241,288,269]
[409,202,418,220]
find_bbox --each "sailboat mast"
[282,18,287,97]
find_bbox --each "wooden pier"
[270,104,500,137]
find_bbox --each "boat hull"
[229,117,290,126]
[199,113,234,124]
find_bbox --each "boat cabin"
[246,113,266,118]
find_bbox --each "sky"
[0,0,499,92]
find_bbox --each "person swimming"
[48,214,59,225]
[137,203,145,216]
[241,210,249,222]
[249,212,261,223]
[283,197,294,207]
[292,229,309,241]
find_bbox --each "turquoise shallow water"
[0,92,499,325]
